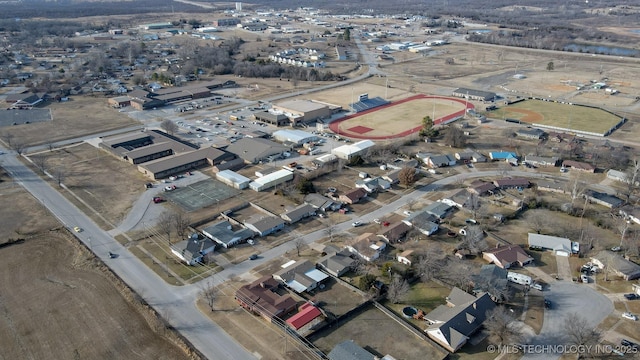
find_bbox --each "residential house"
[455,151,487,163]
[468,180,497,196]
[381,168,402,184]
[441,189,472,208]
[528,233,577,257]
[493,178,530,189]
[304,193,341,212]
[281,204,316,223]
[591,251,640,281]
[561,160,595,173]
[386,158,419,170]
[244,216,286,237]
[607,169,639,185]
[286,302,323,333]
[355,177,391,193]
[424,287,496,352]
[524,155,559,167]
[482,245,534,269]
[426,154,457,168]
[235,276,297,322]
[328,340,376,360]
[403,211,439,236]
[423,201,453,219]
[273,260,329,293]
[201,220,254,248]
[397,250,415,265]
[535,180,567,194]
[516,128,546,140]
[347,233,386,262]
[583,189,624,209]
[472,265,509,302]
[619,205,640,225]
[489,151,517,162]
[339,188,368,204]
[317,248,356,277]
[170,233,216,265]
[379,222,411,243]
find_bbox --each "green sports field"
[490,99,623,135]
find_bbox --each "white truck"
[507,272,532,286]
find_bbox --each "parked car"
[531,282,543,291]
[73,226,82,233]
[624,293,639,300]
[622,312,638,321]
[621,339,638,348]
[352,221,363,227]
[327,187,337,193]
[611,246,622,252]
[373,219,381,224]
[403,210,412,216]
[164,185,177,192]
[144,183,154,189]
[153,197,165,204]
[581,274,589,283]
[248,254,259,260]
[544,299,552,309]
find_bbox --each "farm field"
[489,99,623,135]
[0,171,189,360]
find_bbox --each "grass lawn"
[491,99,622,135]
[616,320,640,341]
[598,315,620,331]
[525,293,545,334]
[595,275,635,293]
[140,240,219,283]
[528,251,558,276]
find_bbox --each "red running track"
[329,94,474,140]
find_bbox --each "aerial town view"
[2,0,640,359]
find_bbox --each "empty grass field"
[330,95,470,140]
[491,99,623,135]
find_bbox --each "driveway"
[555,255,572,281]
[522,281,613,359]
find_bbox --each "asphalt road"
[0,147,256,360]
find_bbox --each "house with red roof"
[286,302,323,334]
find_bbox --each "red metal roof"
[285,303,321,330]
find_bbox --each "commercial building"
[272,129,318,146]
[213,18,241,27]
[270,99,335,125]
[452,88,496,102]
[249,169,294,192]
[226,138,289,164]
[331,140,375,160]
[216,170,251,189]
[137,146,234,180]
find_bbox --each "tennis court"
[164,179,239,211]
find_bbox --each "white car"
[531,282,543,291]
[373,219,381,224]
[622,312,638,321]
[352,221,363,227]
[403,210,412,216]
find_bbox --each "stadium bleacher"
[349,93,390,113]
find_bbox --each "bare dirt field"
[1,97,139,147]
[29,142,148,228]
[0,173,190,360]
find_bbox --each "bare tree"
[562,312,602,349]
[566,175,585,214]
[157,212,174,243]
[323,221,338,243]
[172,212,191,240]
[484,306,523,345]
[54,166,66,187]
[201,280,219,311]
[459,225,488,254]
[387,275,410,304]
[442,260,474,291]
[623,158,640,200]
[415,248,445,282]
[160,119,178,135]
[32,154,48,174]
[406,197,418,211]
[615,215,631,249]
[528,210,547,234]
[294,238,305,256]
[10,139,26,155]
[398,167,417,187]
[464,192,481,220]
[443,126,467,148]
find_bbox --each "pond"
[563,43,639,57]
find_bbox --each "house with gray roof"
[472,265,509,302]
[355,177,391,193]
[280,204,316,223]
[516,128,546,140]
[201,220,254,248]
[468,180,497,196]
[244,216,286,237]
[347,233,386,262]
[425,154,457,168]
[424,287,496,352]
[441,189,472,208]
[328,340,375,360]
[273,260,329,293]
[304,193,341,212]
[482,245,534,269]
[424,201,453,219]
[170,233,216,265]
[317,248,356,277]
[583,189,624,209]
[524,155,559,167]
[591,251,640,281]
[403,211,439,236]
[378,222,411,243]
[226,137,289,164]
[455,151,487,163]
[619,205,640,225]
[527,233,576,257]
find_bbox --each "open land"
[0,169,189,360]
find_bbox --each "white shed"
[216,170,251,190]
[249,169,294,191]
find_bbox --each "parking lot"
[163,179,239,212]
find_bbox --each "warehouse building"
[249,169,294,192]
[226,138,290,164]
[331,140,375,160]
[272,129,318,146]
[270,99,337,126]
[216,170,252,189]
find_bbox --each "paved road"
[0,147,255,360]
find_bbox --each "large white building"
[249,169,294,191]
[331,140,375,160]
[216,170,251,189]
[272,129,318,146]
